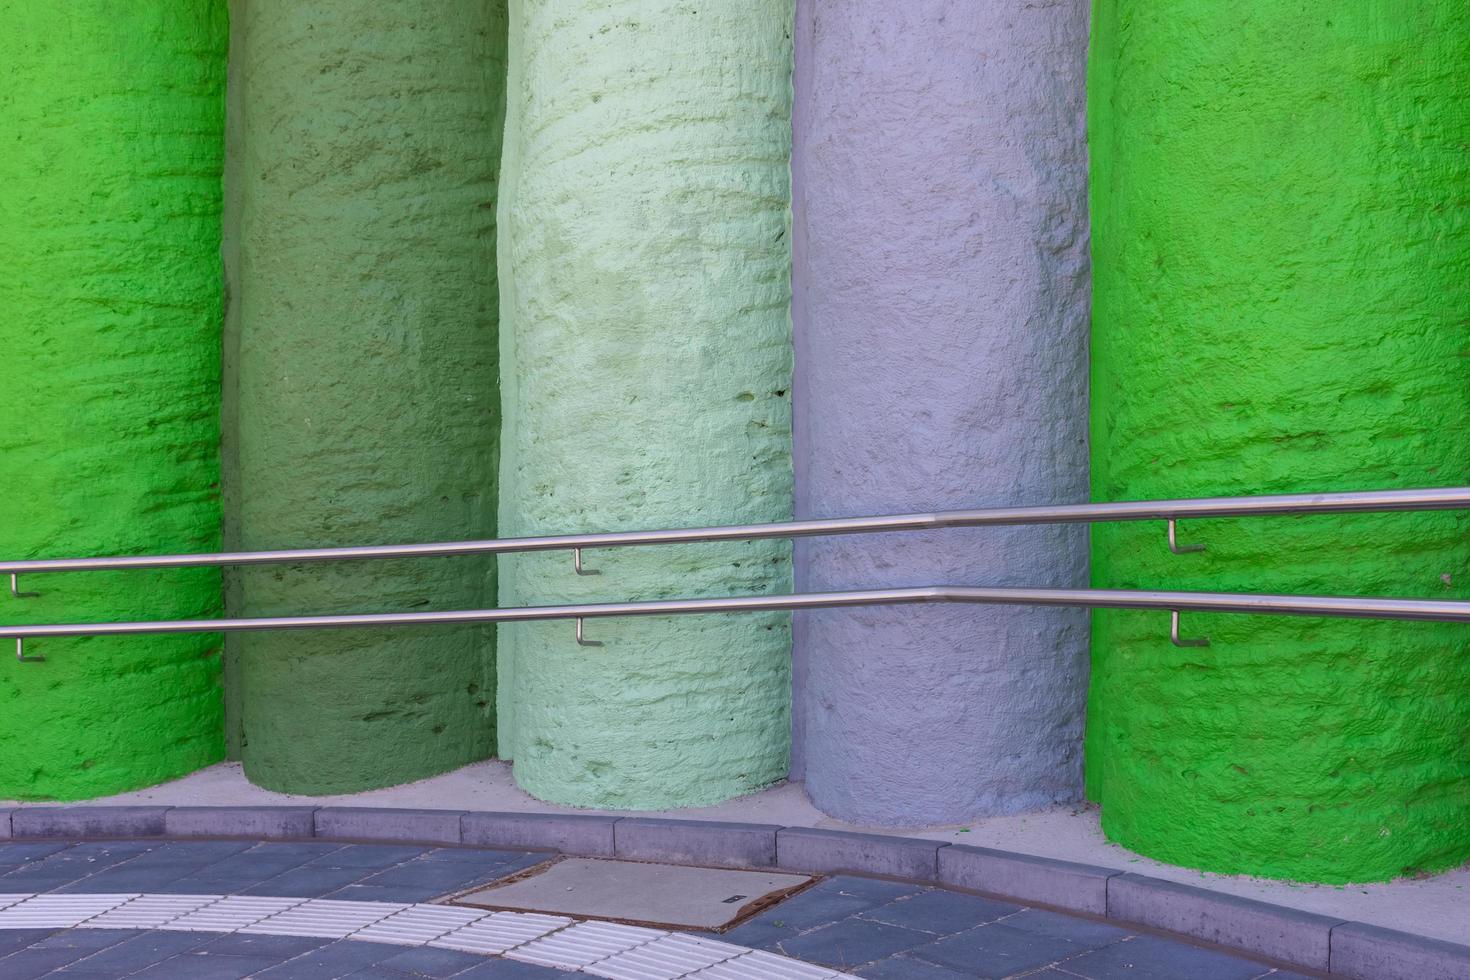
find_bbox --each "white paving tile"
[353,904,491,946]
[0,894,138,929]
[0,895,35,911]
[506,920,667,970]
[77,894,222,930]
[431,910,573,955]
[585,933,748,980]
[239,899,408,939]
[157,895,306,932]
[685,950,842,980]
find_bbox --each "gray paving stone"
[0,807,13,840]
[1105,873,1341,972]
[614,817,780,868]
[0,929,61,957]
[752,877,925,932]
[1060,934,1266,980]
[1329,920,1470,980]
[241,863,377,898]
[453,957,580,977]
[993,909,1129,949]
[323,883,451,904]
[860,889,1020,935]
[30,928,136,950]
[1,840,158,891]
[910,922,1082,979]
[856,956,976,979]
[374,943,488,976]
[165,806,319,840]
[53,865,195,893]
[253,938,396,978]
[461,811,617,857]
[305,844,429,869]
[129,950,286,979]
[777,828,946,880]
[779,917,934,969]
[316,808,467,845]
[0,946,101,980]
[718,915,800,951]
[416,847,541,870]
[10,806,170,839]
[355,859,509,892]
[196,932,333,957]
[826,876,930,905]
[176,841,347,884]
[0,841,71,864]
[55,930,213,974]
[939,844,1120,917]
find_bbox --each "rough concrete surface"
[0,2,229,799]
[457,858,811,929]
[24,760,1470,948]
[226,0,506,793]
[790,0,1092,824]
[496,0,796,809]
[1088,2,1470,882]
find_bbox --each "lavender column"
[791,0,1091,823]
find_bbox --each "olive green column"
[1088,2,1470,882]
[0,2,227,798]
[497,0,795,808]
[228,0,505,792]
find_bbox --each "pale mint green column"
[497,0,795,808]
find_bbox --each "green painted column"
[0,3,228,798]
[228,0,505,793]
[497,0,794,808]
[1088,3,1470,882]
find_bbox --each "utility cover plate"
[452,858,813,930]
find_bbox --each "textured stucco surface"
[789,1,1092,825]
[228,0,506,793]
[0,3,228,798]
[1088,2,1470,882]
[497,0,795,809]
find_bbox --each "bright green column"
[228,0,505,792]
[0,2,228,798]
[1088,2,1470,882]
[497,0,795,808]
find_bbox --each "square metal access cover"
[452,858,814,930]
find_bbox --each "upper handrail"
[3,486,1467,576]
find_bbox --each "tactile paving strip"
[353,904,491,946]
[684,950,845,980]
[157,895,306,932]
[78,894,221,930]
[431,910,573,955]
[0,892,859,980]
[586,934,750,980]
[240,898,408,938]
[507,920,668,969]
[0,894,136,928]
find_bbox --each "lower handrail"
[5,585,1469,663]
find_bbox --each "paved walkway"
[0,841,1310,979]
[45,760,1465,947]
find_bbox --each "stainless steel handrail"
[5,587,1470,642]
[3,486,1467,576]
